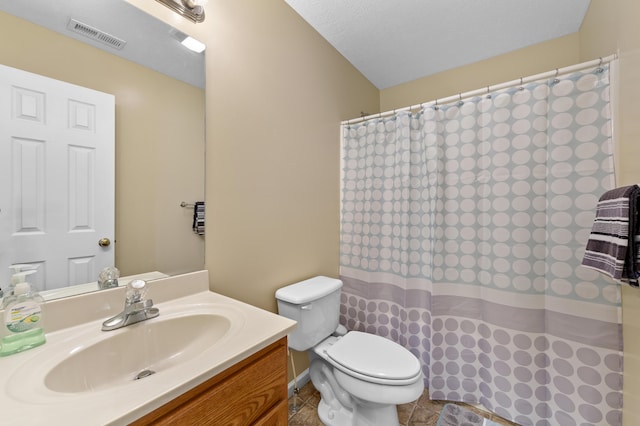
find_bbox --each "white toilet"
[276,276,424,426]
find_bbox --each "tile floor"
[287,381,519,426]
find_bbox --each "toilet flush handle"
[301,303,313,310]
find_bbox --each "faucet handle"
[126,279,148,303]
[98,266,120,289]
[103,279,158,331]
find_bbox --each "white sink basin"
[0,271,297,426]
[6,300,246,404]
[44,313,232,393]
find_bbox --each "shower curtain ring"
[519,77,524,90]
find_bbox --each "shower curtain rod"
[342,53,618,126]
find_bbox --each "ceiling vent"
[66,19,127,50]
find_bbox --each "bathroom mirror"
[0,0,205,300]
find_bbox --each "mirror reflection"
[0,0,205,300]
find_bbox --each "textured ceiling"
[285,0,591,89]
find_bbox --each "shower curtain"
[339,64,622,426]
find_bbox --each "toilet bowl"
[275,276,424,426]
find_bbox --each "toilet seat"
[325,331,422,386]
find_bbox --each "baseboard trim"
[287,367,310,399]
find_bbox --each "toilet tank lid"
[275,276,342,304]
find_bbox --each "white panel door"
[0,64,115,290]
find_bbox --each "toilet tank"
[275,276,342,351]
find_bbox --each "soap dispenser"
[3,264,37,300]
[0,270,46,357]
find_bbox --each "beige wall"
[380,33,580,111]
[0,11,205,279]
[581,1,640,425]
[204,0,379,377]
[205,0,379,303]
[129,0,377,302]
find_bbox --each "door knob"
[98,238,111,247]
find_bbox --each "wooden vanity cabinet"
[130,337,289,426]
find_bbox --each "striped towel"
[192,201,205,236]
[582,185,640,286]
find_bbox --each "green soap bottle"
[0,272,46,357]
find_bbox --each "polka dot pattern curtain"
[340,64,622,426]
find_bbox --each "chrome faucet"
[102,279,159,331]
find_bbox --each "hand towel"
[582,185,640,286]
[192,201,205,236]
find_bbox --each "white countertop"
[0,271,296,425]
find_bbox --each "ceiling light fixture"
[169,28,206,53]
[155,0,207,23]
[181,36,206,53]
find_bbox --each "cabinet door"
[253,400,288,426]
[132,338,288,426]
